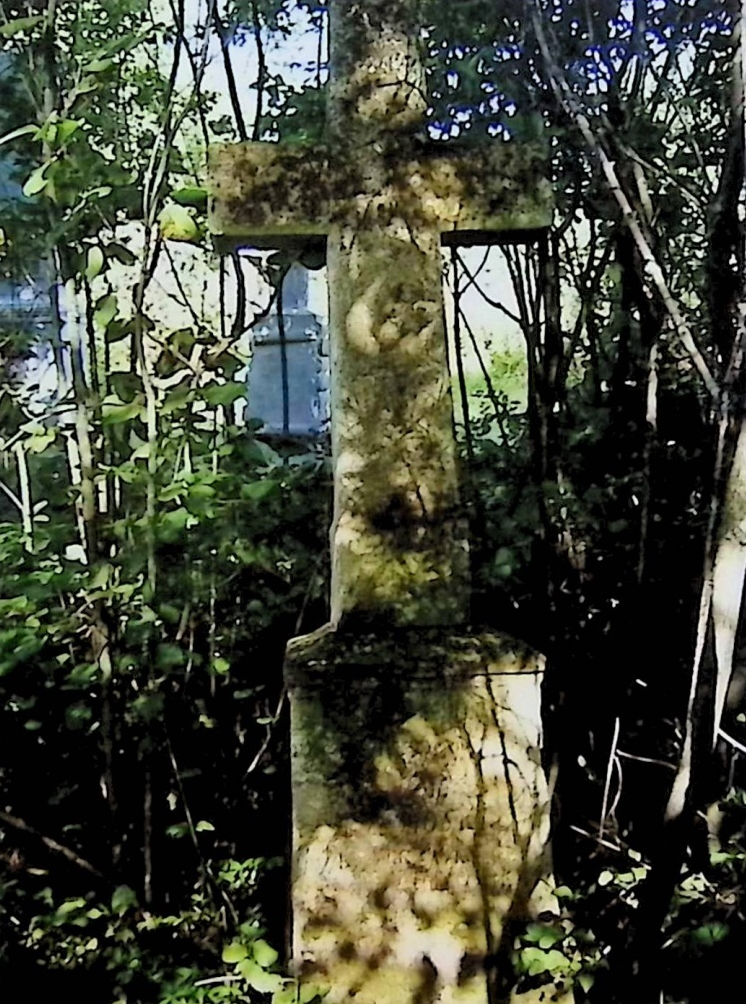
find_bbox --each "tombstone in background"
[246,262,330,437]
[0,95,56,355]
[0,268,54,334]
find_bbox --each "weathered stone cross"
[210,2,559,1002]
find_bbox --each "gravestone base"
[285,627,567,1004]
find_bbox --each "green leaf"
[71,75,100,98]
[166,823,190,839]
[272,986,321,1004]
[252,939,279,968]
[598,870,613,887]
[222,941,249,964]
[691,922,729,946]
[111,885,138,915]
[89,30,145,62]
[519,947,568,977]
[90,563,112,589]
[131,692,165,723]
[238,960,284,993]
[577,973,594,994]
[130,442,150,463]
[162,385,193,414]
[158,508,191,542]
[543,949,569,973]
[244,439,282,466]
[272,990,296,1004]
[188,483,216,500]
[37,120,56,147]
[158,204,200,243]
[205,350,243,377]
[522,923,549,944]
[538,927,564,949]
[57,897,86,916]
[94,293,118,330]
[159,603,181,625]
[110,372,142,403]
[104,320,130,344]
[26,427,55,453]
[85,246,105,282]
[196,820,215,832]
[172,186,208,208]
[22,164,50,198]
[554,885,574,900]
[0,15,44,36]
[56,119,82,145]
[0,123,37,148]
[158,484,185,503]
[83,57,115,74]
[202,382,246,407]
[102,398,142,426]
[518,947,542,974]
[156,644,184,670]
[299,985,327,1004]
[104,242,137,266]
[241,479,279,502]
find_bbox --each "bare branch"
[531,6,720,400]
[0,810,103,878]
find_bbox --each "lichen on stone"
[286,626,558,1004]
[207,139,551,247]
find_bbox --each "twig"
[245,689,286,776]
[531,5,719,400]
[0,810,103,878]
[456,303,511,444]
[617,750,676,771]
[0,477,22,512]
[211,9,248,141]
[165,732,239,926]
[569,823,622,853]
[455,247,490,298]
[161,241,203,329]
[14,433,33,553]
[450,248,474,462]
[599,715,621,840]
[250,0,267,141]
[458,255,522,326]
[719,729,746,756]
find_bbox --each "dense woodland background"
[0,1,744,1002]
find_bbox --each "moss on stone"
[208,139,551,247]
[210,6,564,996]
[285,626,559,1003]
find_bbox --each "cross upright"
[210,0,550,629]
[210,3,559,1003]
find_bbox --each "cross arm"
[404,140,553,245]
[208,142,335,252]
[209,138,552,253]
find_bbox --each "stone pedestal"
[285,627,558,1004]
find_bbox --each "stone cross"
[209,3,561,1002]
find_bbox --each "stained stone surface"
[208,136,550,627]
[208,141,552,249]
[285,628,563,1004]
[207,0,550,627]
[208,3,561,1001]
